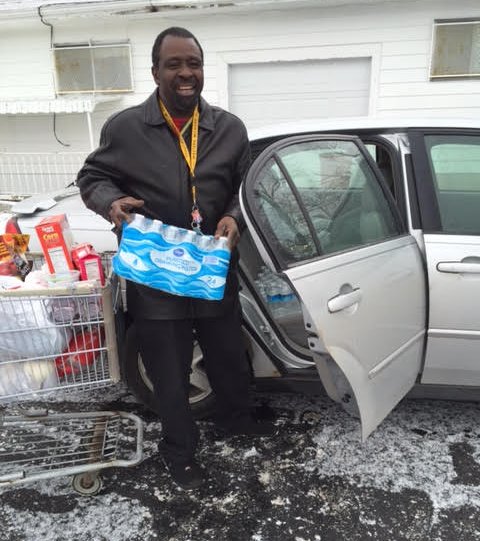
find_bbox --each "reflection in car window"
[252,139,400,266]
[254,158,317,263]
[425,135,480,234]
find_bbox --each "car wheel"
[124,324,216,419]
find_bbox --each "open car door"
[241,135,427,439]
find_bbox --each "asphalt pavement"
[1,388,480,541]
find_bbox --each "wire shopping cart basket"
[0,254,143,495]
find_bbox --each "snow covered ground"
[1,388,480,541]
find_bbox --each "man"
[77,27,273,490]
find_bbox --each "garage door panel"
[229,57,371,128]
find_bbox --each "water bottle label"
[150,247,201,276]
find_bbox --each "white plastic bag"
[0,296,71,361]
[0,360,58,397]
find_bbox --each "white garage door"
[229,57,371,129]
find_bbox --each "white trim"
[0,0,407,20]
[0,97,120,115]
[216,43,381,116]
[430,18,480,79]
[52,43,134,95]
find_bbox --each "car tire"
[124,324,217,419]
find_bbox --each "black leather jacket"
[77,90,251,319]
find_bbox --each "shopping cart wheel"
[72,472,103,496]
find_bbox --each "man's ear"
[151,66,159,84]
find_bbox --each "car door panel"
[409,130,480,386]
[421,235,480,385]
[284,237,425,439]
[241,134,427,438]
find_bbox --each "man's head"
[151,27,204,117]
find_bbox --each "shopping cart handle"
[0,471,26,483]
[20,408,49,418]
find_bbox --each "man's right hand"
[109,196,145,228]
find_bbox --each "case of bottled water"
[112,214,231,301]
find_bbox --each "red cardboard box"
[71,243,105,285]
[35,214,74,274]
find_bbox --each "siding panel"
[1,0,480,157]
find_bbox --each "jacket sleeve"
[223,123,251,232]
[76,119,128,222]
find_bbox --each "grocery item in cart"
[72,243,105,286]
[0,359,58,397]
[0,296,71,360]
[55,328,104,377]
[35,214,75,274]
[0,233,30,279]
[47,269,81,288]
[0,275,24,290]
[24,269,49,288]
[49,296,79,323]
[112,214,231,301]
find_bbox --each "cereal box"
[35,214,74,274]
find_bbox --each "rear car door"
[410,129,480,386]
[241,135,427,438]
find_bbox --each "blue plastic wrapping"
[112,214,231,301]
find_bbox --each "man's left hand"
[214,216,240,250]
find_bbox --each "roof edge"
[0,0,407,21]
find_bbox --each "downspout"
[86,111,94,151]
[38,4,71,147]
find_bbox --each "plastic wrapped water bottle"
[255,265,300,318]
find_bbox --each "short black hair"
[151,27,204,67]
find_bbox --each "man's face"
[152,35,204,116]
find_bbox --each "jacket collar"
[143,90,214,131]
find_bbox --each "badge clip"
[191,206,203,234]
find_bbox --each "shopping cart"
[0,254,143,495]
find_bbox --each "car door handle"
[437,261,480,274]
[327,288,362,313]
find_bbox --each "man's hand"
[215,216,240,250]
[109,196,145,228]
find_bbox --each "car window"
[364,143,396,198]
[425,134,480,234]
[254,157,316,264]
[251,139,401,266]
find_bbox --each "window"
[425,134,480,234]
[251,139,400,266]
[431,20,480,79]
[364,143,395,197]
[53,42,134,94]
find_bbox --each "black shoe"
[163,459,205,490]
[219,418,277,437]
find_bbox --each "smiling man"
[77,27,274,490]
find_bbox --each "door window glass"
[425,135,480,234]
[251,139,400,266]
[364,143,396,197]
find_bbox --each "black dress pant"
[135,305,251,464]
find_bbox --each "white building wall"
[0,0,479,154]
